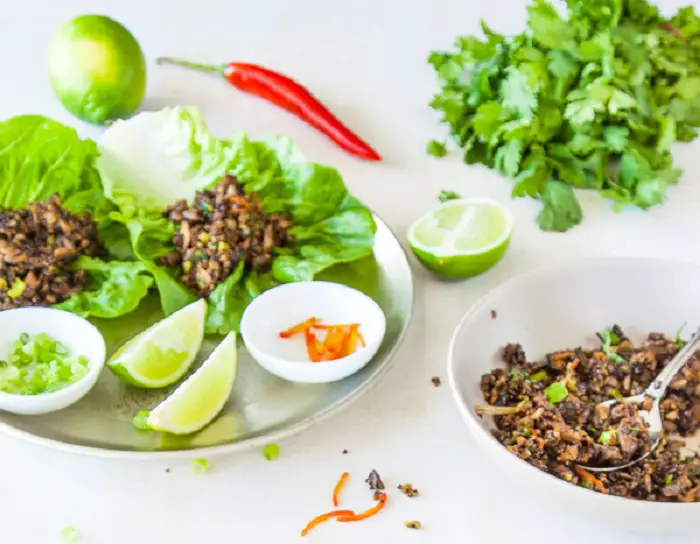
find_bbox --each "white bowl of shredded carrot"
[448,256,700,532]
[240,281,386,383]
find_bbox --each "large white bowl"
[447,256,700,532]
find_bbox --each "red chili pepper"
[156,56,381,161]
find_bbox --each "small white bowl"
[240,281,386,383]
[0,307,106,415]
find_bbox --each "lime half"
[107,299,206,388]
[47,15,146,124]
[407,197,513,279]
[147,333,238,435]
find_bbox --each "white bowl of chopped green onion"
[0,308,106,415]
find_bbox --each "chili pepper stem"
[156,56,227,76]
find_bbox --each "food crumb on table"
[342,449,348,455]
[398,483,419,497]
[405,521,422,529]
[366,469,385,491]
[431,376,441,387]
[490,309,497,319]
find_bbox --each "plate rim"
[0,212,415,459]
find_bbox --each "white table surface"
[1,0,700,542]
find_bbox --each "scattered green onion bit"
[545,382,569,404]
[262,443,280,461]
[59,526,78,544]
[598,430,615,445]
[438,189,461,203]
[529,369,548,382]
[132,410,150,431]
[191,458,209,475]
[427,140,447,158]
[7,278,26,299]
[665,474,673,486]
[0,332,89,395]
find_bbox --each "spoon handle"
[646,330,700,400]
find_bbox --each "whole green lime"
[47,15,146,125]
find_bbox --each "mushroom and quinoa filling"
[159,174,293,298]
[479,327,700,502]
[0,195,101,309]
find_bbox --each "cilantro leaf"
[537,181,583,232]
[528,0,576,51]
[494,140,524,177]
[501,67,538,119]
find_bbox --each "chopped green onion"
[59,526,78,544]
[665,474,673,486]
[545,382,569,404]
[191,458,209,475]
[529,369,548,382]
[262,443,280,461]
[508,369,528,380]
[0,332,89,395]
[599,328,621,346]
[599,430,616,445]
[675,321,687,347]
[611,389,624,402]
[7,278,26,299]
[599,328,625,363]
[132,410,150,431]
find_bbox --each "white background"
[1,0,700,542]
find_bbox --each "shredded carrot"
[337,493,387,522]
[301,509,354,537]
[574,466,608,494]
[279,317,318,339]
[323,326,348,358]
[332,472,350,507]
[342,327,359,357]
[312,323,359,330]
[304,328,325,362]
[280,318,366,361]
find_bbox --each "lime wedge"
[407,197,513,279]
[147,333,238,435]
[107,299,206,388]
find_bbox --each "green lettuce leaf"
[0,115,151,318]
[54,257,154,319]
[0,115,104,212]
[96,107,377,334]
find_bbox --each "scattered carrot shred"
[574,466,608,494]
[279,317,318,339]
[301,509,355,536]
[332,472,350,507]
[337,493,387,522]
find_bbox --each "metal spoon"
[578,330,700,474]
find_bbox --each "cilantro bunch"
[428,0,700,231]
